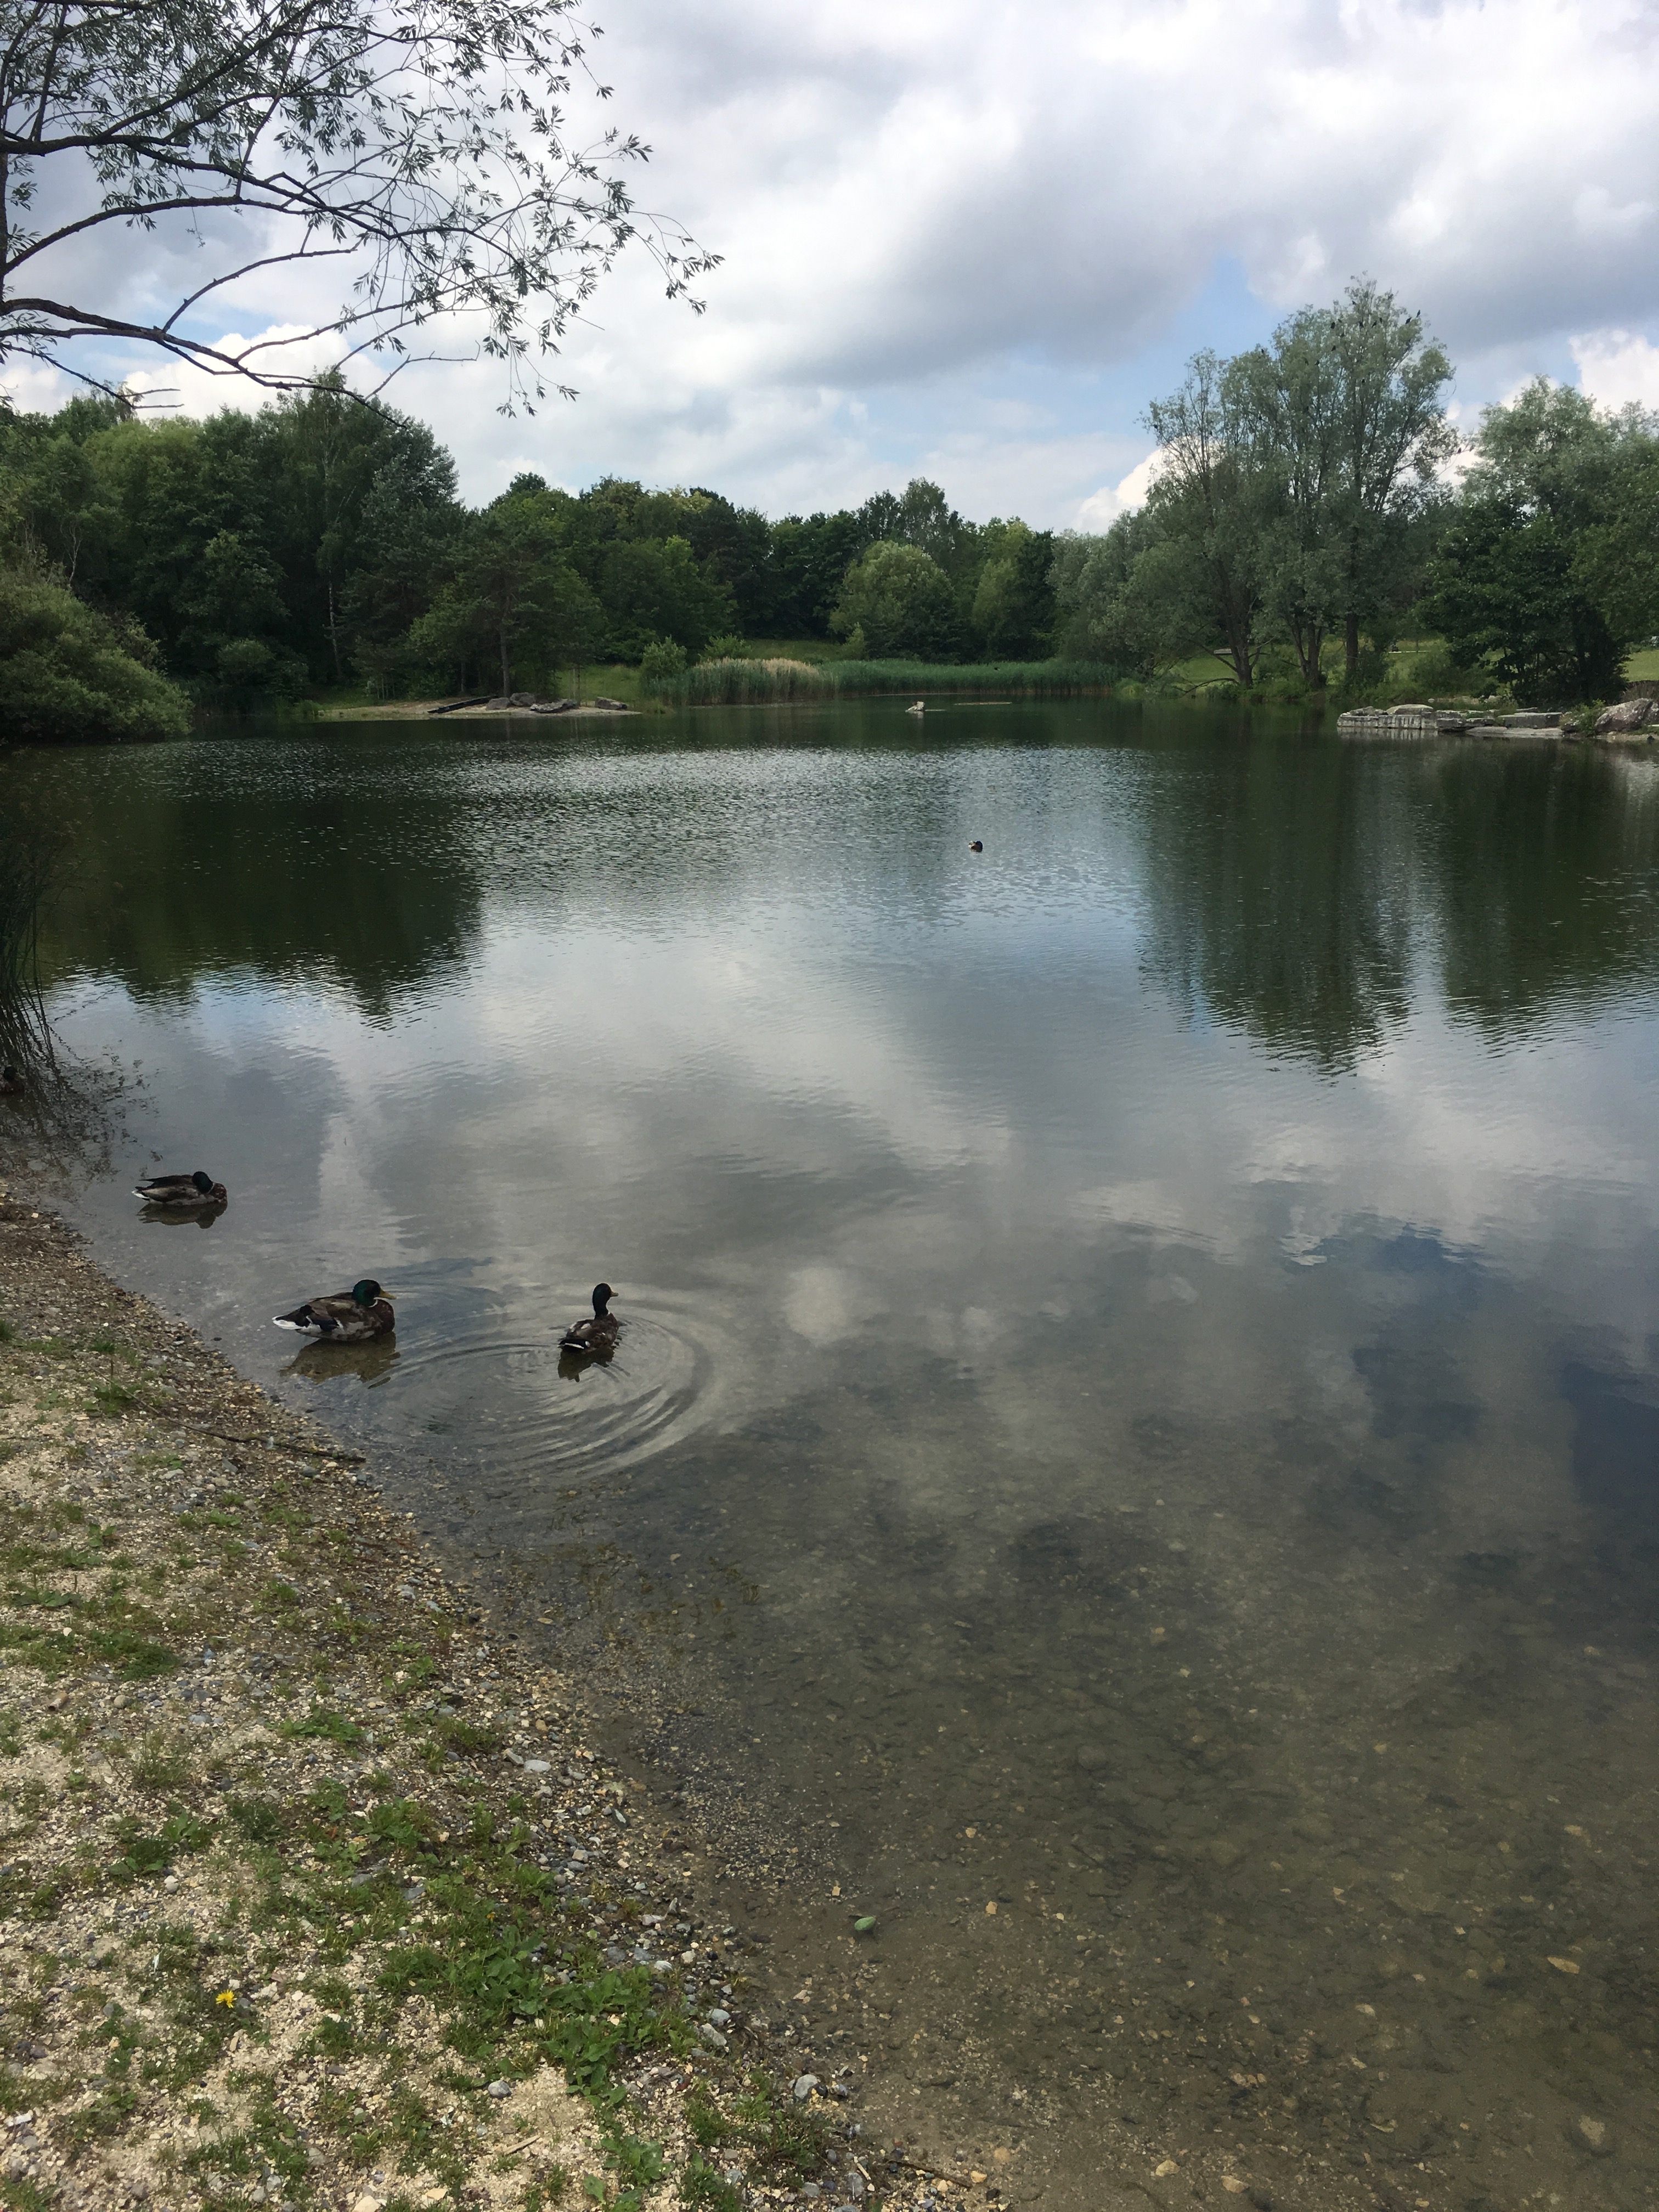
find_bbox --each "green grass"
[1623,647,1659,680]
[658,655,1128,706]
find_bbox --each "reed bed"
[659,656,1127,706]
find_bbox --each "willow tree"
[0,0,713,404]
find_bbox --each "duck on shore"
[134,1170,228,1209]
[273,1279,396,1340]
[560,1282,619,1357]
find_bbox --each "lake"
[8,701,1659,2209]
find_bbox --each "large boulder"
[1594,698,1656,738]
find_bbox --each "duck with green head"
[134,1169,228,1209]
[559,1282,619,1357]
[273,1279,396,1341]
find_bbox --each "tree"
[1140,350,1278,687]
[596,535,734,660]
[0,559,189,740]
[970,520,1056,657]
[1319,282,1455,678]
[1421,380,1659,702]
[829,541,959,658]
[0,0,714,405]
[1049,511,1167,674]
[442,497,578,695]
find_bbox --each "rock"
[707,2006,731,2027]
[792,2073,821,2102]
[698,2023,729,2052]
[349,2197,383,2212]
[1595,697,1655,737]
[487,2078,511,2098]
[162,1874,179,1893]
[523,1758,550,1774]
[1503,709,1559,727]
[1573,2114,1613,2156]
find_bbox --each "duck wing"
[273,1291,360,1335]
[134,1175,197,1202]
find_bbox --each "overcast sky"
[9,0,1659,527]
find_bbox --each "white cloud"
[1074,449,1162,530]
[7,0,1659,519]
[1571,328,1659,413]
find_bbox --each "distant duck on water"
[273,1279,396,1341]
[968,839,983,852]
[906,699,926,715]
[560,1282,619,1358]
[134,1169,227,1209]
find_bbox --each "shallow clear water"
[8,702,1659,2207]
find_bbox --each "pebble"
[1574,2114,1613,2156]
[487,2079,511,2099]
[792,2073,821,2102]
[162,1875,179,1893]
[698,2024,729,2052]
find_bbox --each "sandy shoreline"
[0,1190,988,2212]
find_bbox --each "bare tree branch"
[0,0,717,407]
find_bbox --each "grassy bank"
[0,1193,972,2212]
[654,658,1125,707]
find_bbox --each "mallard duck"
[134,1170,228,1209]
[559,1282,619,1356]
[968,839,983,852]
[273,1279,396,1340]
[0,1066,23,1097]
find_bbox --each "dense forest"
[0,385,1057,735]
[2,281,1657,741]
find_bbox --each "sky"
[7,0,1659,529]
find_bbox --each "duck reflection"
[282,1338,400,1387]
[138,1202,224,1231]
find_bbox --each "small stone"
[487,2078,511,2098]
[1547,1955,1581,1974]
[523,1758,550,1774]
[992,2148,1012,2165]
[349,2197,383,2212]
[792,2073,820,2102]
[1222,2181,1248,2196]
[1573,2115,1613,2156]
[707,2006,731,2027]
[1154,2159,1178,2177]
[162,1875,179,1893]
[970,2174,987,2187]
[698,2024,729,2052]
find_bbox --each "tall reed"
[659,657,1128,707]
[0,789,65,1065]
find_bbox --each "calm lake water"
[7,702,1659,2209]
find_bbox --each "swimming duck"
[273,1279,396,1340]
[906,699,926,715]
[560,1282,619,1357]
[133,1170,228,1209]
[0,1066,22,1096]
[968,839,983,852]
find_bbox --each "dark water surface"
[9,702,1659,2208]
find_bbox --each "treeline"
[1053,280,1659,706]
[0,381,1058,738]
[4,279,1658,743]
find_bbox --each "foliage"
[830,541,960,658]
[0,0,713,405]
[0,561,190,742]
[1058,281,1455,693]
[1422,380,1659,703]
[639,639,691,690]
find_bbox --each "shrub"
[639,637,690,690]
[0,563,191,742]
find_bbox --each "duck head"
[591,1282,616,1316]
[351,1278,391,1306]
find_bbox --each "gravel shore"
[0,1189,986,2212]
